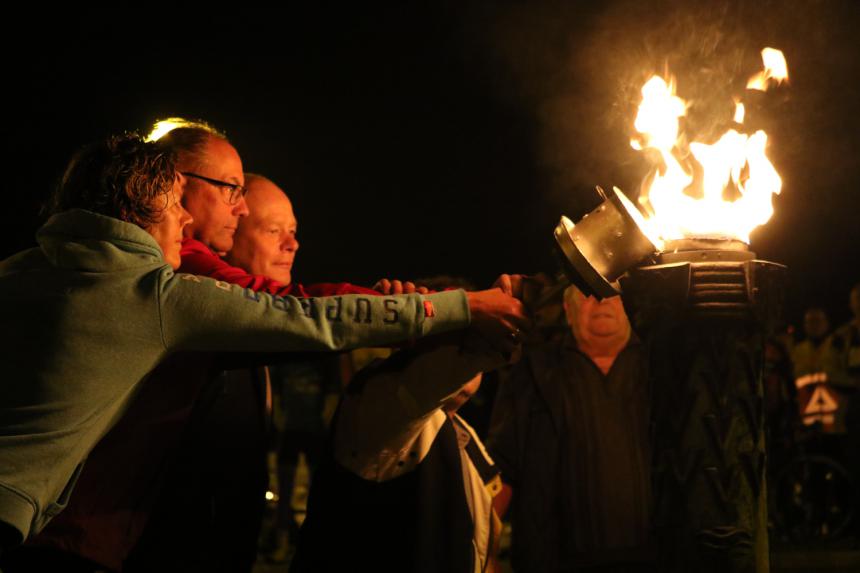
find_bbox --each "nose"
[180,205,194,229]
[233,195,250,217]
[282,234,299,253]
[177,203,194,229]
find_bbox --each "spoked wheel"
[772,454,855,542]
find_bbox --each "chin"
[590,326,621,337]
[266,266,292,284]
[211,236,234,255]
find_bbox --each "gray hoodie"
[0,209,470,541]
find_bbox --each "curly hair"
[46,133,177,229]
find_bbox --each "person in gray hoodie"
[0,134,528,549]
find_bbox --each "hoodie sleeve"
[155,270,470,353]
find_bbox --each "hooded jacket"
[293,343,505,573]
[0,209,469,542]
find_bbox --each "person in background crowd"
[791,307,833,380]
[791,307,847,433]
[830,283,860,396]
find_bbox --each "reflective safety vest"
[795,372,840,430]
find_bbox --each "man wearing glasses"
[156,121,250,258]
[182,171,248,251]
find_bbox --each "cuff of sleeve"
[419,289,471,337]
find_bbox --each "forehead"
[194,137,243,180]
[246,182,296,223]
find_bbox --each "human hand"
[466,288,532,354]
[492,274,523,298]
[373,278,429,295]
[493,273,555,309]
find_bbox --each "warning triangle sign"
[803,384,839,416]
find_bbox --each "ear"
[562,298,578,331]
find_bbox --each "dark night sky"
[3,1,859,330]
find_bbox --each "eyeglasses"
[181,172,247,205]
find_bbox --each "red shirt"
[179,237,380,297]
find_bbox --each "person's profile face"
[227,179,299,285]
[179,137,247,255]
[146,174,193,269]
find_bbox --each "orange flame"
[624,48,787,243]
[747,48,789,91]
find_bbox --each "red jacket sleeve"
[301,283,381,296]
[179,238,380,298]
